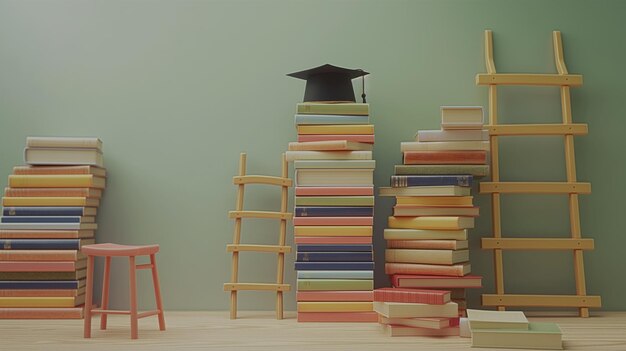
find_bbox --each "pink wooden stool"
[82,243,165,339]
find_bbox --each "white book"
[379,186,470,197]
[400,141,490,151]
[374,301,458,318]
[440,106,484,130]
[26,137,102,150]
[471,323,562,350]
[295,169,373,187]
[467,309,529,330]
[24,148,104,167]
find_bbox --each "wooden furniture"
[82,243,166,339]
[476,30,600,317]
[224,153,292,319]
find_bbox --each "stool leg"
[150,253,166,331]
[100,256,111,330]
[129,256,138,339]
[83,255,95,338]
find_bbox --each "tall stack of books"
[0,137,105,319]
[376,106,488,335]
[467,309,563,350]
[286,102,377,323]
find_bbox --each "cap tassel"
[360,72,367,103]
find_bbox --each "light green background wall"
[0,0,624,311]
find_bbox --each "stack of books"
[377,106,489,334]
[467,309,563,349]
[286,102,376,323]
[374,287,460,336]
[0,137,105,319]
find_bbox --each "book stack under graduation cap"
[377,106,488,334]
[286,102,376,323]
[0,137,105,319]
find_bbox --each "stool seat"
[82,243,159,257]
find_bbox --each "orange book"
[0,307,83,319]
[0,261,85,272]
[0,230,94,239]
[0,288,85,297]
[0,250,82,261]
[288,140,373,151]
[296,291,374,302]
[294,237,372,245]
[297,311,378,322]
[403,151,487,165]
[297,134,375,144]
[385,262,471,277]
[12,165,105,177]
[4,187,102,198]
[388,216,474,230]
[295,187,373,196]
[293,217,373,226]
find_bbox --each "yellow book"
[297,125,374,135]
[2,197,100,207]
[0,296,84,308]
[388,216,474,230]
[294,226,372,237]
[296,102,369,116]
[297,302,373,313]
[8,175,105,189]
[395,196,473,207]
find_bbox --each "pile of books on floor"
[465,309,563,349]
[0,137,105,319]
[376,106,489,335]
[286,102,376,322]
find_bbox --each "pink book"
[293,217,373,226]
[297,134,375,144]
[297,291,374,302]
[403,151,487,165]
[0,261,79,272]
[295,236,373,245]
[295,187,373,196]
[385,263,470,277]
[391,274,482,289]
[374,288,450,305]
[297,311,378,323]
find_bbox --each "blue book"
[294,114,370,125]
[1,216,83,223]
[0,280,80,289]
[297,270,374,279]
[295,206,374,217]
[0,239,83,250]
[297,252,373,262]
[297,244,373,252]
[390,175,473,187]
[3,207,89,216]
[294,262,374,271]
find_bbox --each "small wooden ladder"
[476,30,601,317]
[223,153,293,319]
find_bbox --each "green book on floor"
[471,322,562,350]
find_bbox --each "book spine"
[374,289,447,304]
[12,165,103,175]
[0,289,82,297]
[295,262,374,271]
[297,252,373,262]
[297,134,375,143]
[386,240,462,250]
[0,280,80,289]
[297,279,373,291]
[297,301,373,313]
[293,217,373,226]
[294,237,373,245]
[1,217,82,224]
[2,197,94,207]
[0,261,79,272]
[294,114,370,125]
[296,291,374,302]
[294,226,373,237]
[388,217,470,230]
[0,230,92,239]
[296,103,369,116]
[296,270,374,280]
[297,311,378,322]
[296,244,373,252]
[4,188,99,198]
[295,207,373,217]
[385,263,467,277]
[0,270,85,280]
[403,151,487,165]
[297,125,374,135]
[0,297,81,308]
[390,175,472,187]
[2,207,86,216]
[0,250,79,261]
[0,307,83,319]
[394,165,490,176]
[0,239,80,250]
[8,175,98,188]
[26,137,101,149]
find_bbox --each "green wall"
[0,0,624,311]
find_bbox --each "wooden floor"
[1,311,626,350]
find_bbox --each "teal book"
[297,279,374,291]
[297,270,374,280]
[295,114,370,125]
[294,160,376,169]
[471,322,562,350]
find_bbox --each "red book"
[297,291,373,302]
[297,134,375,144]
[295,187,373,196]
[292,217,373,226]
[385,263,470,277]
[297,311,378,322]
[391,274,482,289]
[403,151,487,165]
[374,287,450,305]
[294,236,372,245]
[0,261,82,272]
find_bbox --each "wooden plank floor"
[1,311,625,350]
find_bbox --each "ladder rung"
[137,310,161,319]
[482,238,594,250]
[485,123,587,136]
[480,182,591,194]
[224,283,290,292]
[482,294,601,308]
[228,211,292,220]
[91,309,131,315]
[233,175,292,187]
[227,244,291,253]
[136,264,154,270]
[476,73,583,86]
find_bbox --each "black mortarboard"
[287,64,369,103]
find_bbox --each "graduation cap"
[287,64,369,103]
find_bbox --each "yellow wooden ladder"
[223,153,292,319]
[476,30,601,317]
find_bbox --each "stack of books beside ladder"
[286,102,377,322]
[0,137,105,319]
[376,106,488,335]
